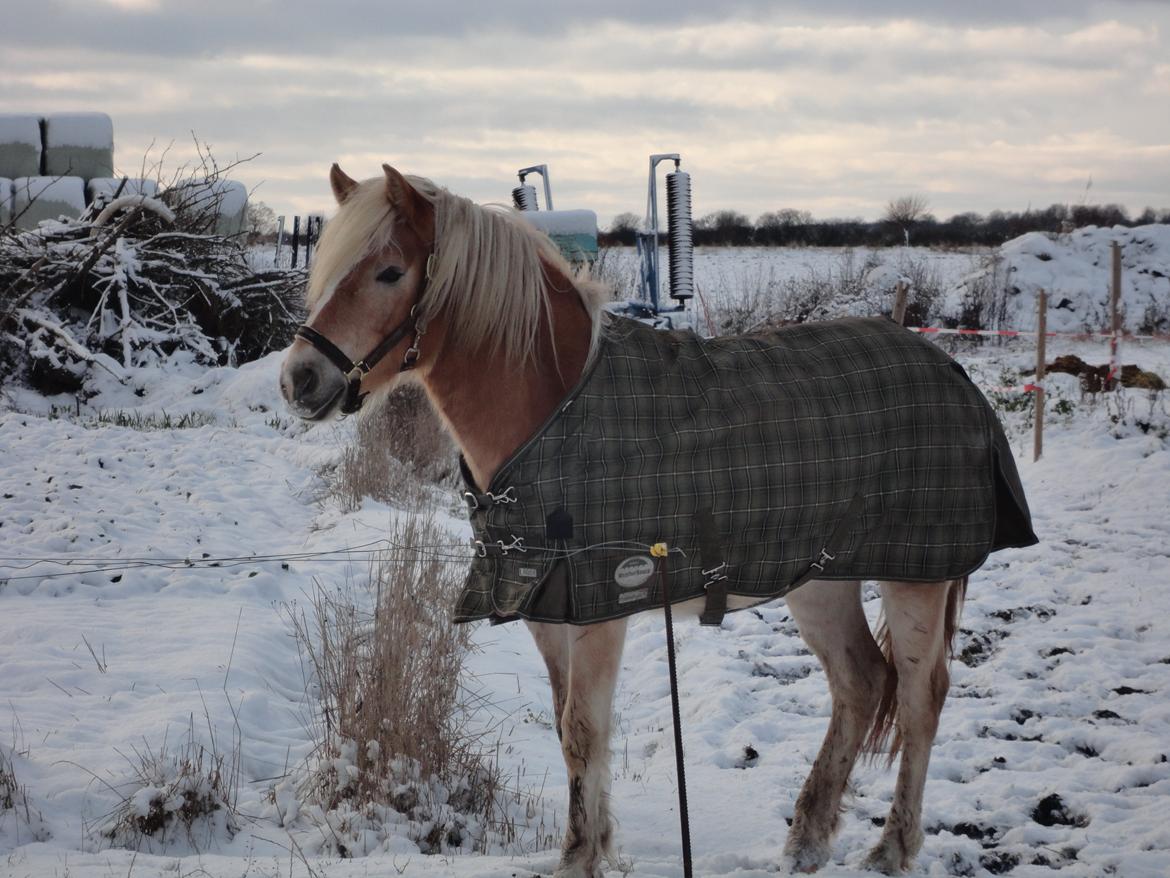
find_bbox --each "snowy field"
[2,245,1170,878]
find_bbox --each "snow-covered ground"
[2,245,1169,878]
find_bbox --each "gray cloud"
[2,1,1166,224]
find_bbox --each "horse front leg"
[528,621,570,740]
[554,617,627,878]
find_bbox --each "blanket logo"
[614,556,655,589]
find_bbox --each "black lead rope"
[657,550,694,878]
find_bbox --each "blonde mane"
[307,174,606,363]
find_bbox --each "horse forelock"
[307,173,605,362]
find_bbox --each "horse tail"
[865,576,968,764]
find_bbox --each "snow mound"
[942,224,1170,333]
[12,176,85,229]
[42,113,114,180]
[0,113,42,179]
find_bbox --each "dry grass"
[289,510,554,855]
[320,385,455,511]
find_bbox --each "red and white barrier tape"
[909,327,1170,341]
[980,383,1043,394]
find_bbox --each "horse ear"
[330,163,358,205]
[382,163,424,227]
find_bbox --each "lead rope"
[652,542,693,878]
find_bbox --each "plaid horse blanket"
[455,315,1037,626]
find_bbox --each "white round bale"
[0,177,14,227]
[43,112,114,180]
[168,178,248,236]
[0,113,43,179]
[13,176,86,229]
[87,177,159,206]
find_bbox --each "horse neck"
[421,261,594,490]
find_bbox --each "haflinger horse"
[281,164,1037,876]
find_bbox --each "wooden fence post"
[1034,290,1047,462]
[893,280,909,325]
[1108,241,1121,390]
[291,216,301,268]
[274,215,286,267]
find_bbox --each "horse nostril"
[292,362,319,399]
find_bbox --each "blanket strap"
[696,507,729,626]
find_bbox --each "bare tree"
[885,194,930,245]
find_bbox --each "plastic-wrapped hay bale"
[0,114,43,179]
[0,178,14,226]
[87,177,159,207]
[43,112,114,180]
[168,178,248,236]
[520,209,599,263]
[12,176,86,229]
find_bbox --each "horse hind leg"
[552,617,627,878]
[863,577,965,875]
[781,579,889,874]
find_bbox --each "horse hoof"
[782,839,831,873]
[861,843,909,875]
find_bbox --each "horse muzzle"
[280,346,348,421]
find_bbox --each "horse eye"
[376,266,404,285]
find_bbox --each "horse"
[280,164,1036,875]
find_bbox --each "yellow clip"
[650,542,668,558]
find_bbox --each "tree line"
[601,198,1170,248]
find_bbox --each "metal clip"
[487,486,518,504]
[810,548,836,572]
[496,535,527,555]
[702,561,727,578]
[463,491,480,511]
[473,539,487,558]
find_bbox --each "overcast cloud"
[2,0,1167,226]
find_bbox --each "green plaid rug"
[456,315,1037,625]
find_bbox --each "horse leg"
[781,579,888,873]
[863,579,959,875]
[554,617,628,878]
[527,621,570,740]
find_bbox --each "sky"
[2,0,1169,228]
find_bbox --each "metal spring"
[665,170,694,301]
[512,183,539,211]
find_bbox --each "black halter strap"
[294,253,433,415]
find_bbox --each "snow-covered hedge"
[42,112,114,180]
[0,113,42,179]
[12,176,86,228]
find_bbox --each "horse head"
[280,163,435,420]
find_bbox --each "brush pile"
[1,201,305,395]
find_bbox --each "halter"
[294,252,436,415]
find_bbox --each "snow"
[2,242,1170,877]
